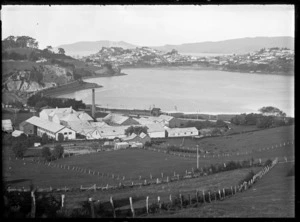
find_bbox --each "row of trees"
[2,36,39,49]
[27,93,86,110]
[185,119,228,130]
[42,145,64,161]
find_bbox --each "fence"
[4,158,279,218]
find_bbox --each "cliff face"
[4,64,73,92]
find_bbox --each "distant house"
[148,115,181,128]
[123,132,151,145]
[25,116,76,141]
[166,127,198,138]
[151,108,161,116]
[2,119,13,133]
[19,121,36,135]
[103,113,139,126]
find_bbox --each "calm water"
[57,68,294,117]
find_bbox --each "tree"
[256,116,273,129]
[46,46,53,53]
[41,133,49,145]
[12,141,28,158]
[42,146,52,161]
[53,144,64,159]
[125,126,148,136]
[258,106,286,117]
[58,48,65,55]
[215,119,228,128]
[57,133,64,143]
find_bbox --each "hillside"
[153,36,294,54]
[57,40,137,57]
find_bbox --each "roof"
[166,127,198,133]
[25,116,66,133]
[158,115,174,122]
[145,123,165,133]
[66,121,94,133]
[42,107,76,117]
[139,132,148,138]
[78,112,94,121]
[133,117,155,125]
[90,121,109,127]
[2,119,13,130]
[103,113,130,125]
[60,113,81,122]
[123,133,138,141]
[12,130,24,137]
[96,126,128,137]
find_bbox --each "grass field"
[148,162,294,218]
[3,125,294,217]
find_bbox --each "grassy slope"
[150,162,294,218]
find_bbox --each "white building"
[166,127,198,138]
[2,119,13,132]
[25,116,76,141]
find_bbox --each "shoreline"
[43,81,102,97]
[82,72,127,80]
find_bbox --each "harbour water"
[57,68,294,117]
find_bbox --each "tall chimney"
[92,88,95,119]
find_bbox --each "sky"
[2,5,295,49]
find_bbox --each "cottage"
[166,127,198,138]
[25,116,76,141]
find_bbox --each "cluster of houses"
[3,107,200,148]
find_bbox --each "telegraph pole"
[196,145,199,169]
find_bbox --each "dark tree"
[57,133,64,143]
[12,141,28,158]
[53,144,64,159]
[42,146,52,161]
[41,133,49,145]
[125,126,148,136]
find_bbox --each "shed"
[114,142,130,150]
[2,119,13,132]
[12,130,24,137]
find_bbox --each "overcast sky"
[2,5,294,49]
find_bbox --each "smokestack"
[92,88,95,119]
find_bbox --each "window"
[64,132,67,135]
[69,132,72,134]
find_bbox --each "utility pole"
[196,145,199,169]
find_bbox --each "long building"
[25,116,76,140]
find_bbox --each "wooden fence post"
[223,188,225,199]
[218,190,221,200]
[146,196,149,215]
[150,174,152,180]
[180,193,183,208]
[208,192,211,203]
[30,191,36,218]
[89,197,95,218]
[188,194,192,205]
[167,176,169,183]
[94,184,96,192]
[196,190,199,203]
[158,196,161,211]
[169,194,173,206]
[61,194,65,210]
[129,197,135,218]
[202,190,206,203]
[110,196,116,218]
[161,172,164,178]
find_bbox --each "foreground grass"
[147,162,294,218]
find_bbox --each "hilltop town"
[83,46,294,75]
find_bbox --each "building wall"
[148,131,165,138]
[57,127,76,140]
[39,110,49,120]
[20,123,35,135]
[37,127,56,139]
[168,130,198,138]
[52,115,61,125]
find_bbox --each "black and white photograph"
[2,3,295,218]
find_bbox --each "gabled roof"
[103,113,130,125]
[133,117,155,125]
[139,132,148,138]
[26,116,65,133]
[60,113,81,122]
[145,123,165,133]
[158,115,174,122]
[78,112,94,121]
[66,121,93,133]
[90,121,109,127]
[123,133,138,141]
[96,126,128,137]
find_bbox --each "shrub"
[264,159,273,167]
[58,133,64,143]
[41,147,52,161]
[12,141,28,158]
[53,144,64,159]
[41,133,49,145]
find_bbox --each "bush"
[58,133,64,143]
[53,144,64,159]
[41,147,52,161]
[239,170,255,185]
[41,133,49,145]
[12,141,28,158]
[264,159,273,167]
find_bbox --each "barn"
[166,127,199,137]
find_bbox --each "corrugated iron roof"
[166,127,198,133]
[26,116,66,133]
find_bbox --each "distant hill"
[57,41,137,57]
[152,36,294,54]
